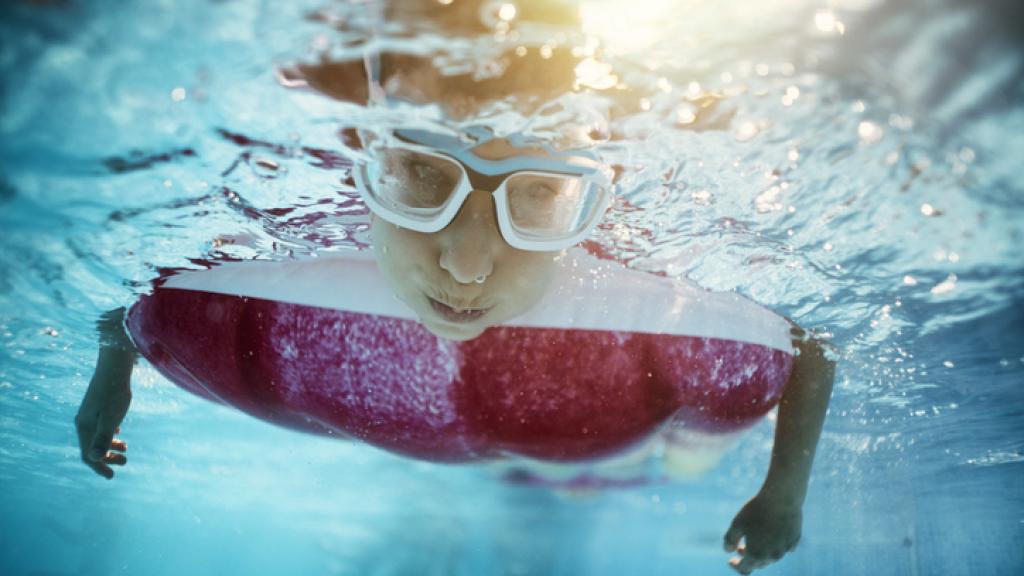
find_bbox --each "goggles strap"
[362,2,387,106]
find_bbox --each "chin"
[422,320,487,342]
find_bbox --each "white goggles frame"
[353,141,613,252]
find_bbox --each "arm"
[75,308,136,479]
[724,330,836,574]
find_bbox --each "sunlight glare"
[580,0,681,55]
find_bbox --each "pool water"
[1,0,1022,574]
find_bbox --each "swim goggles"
[353,128,613,251]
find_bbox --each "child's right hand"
[76,309,136,479]
[75,367,132,479]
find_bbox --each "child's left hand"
[723,491,803,574]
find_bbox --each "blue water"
[1,0,1022,574]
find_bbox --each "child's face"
[370,137,573,341]
[371,204,560,341]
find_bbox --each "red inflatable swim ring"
[126,250,794,463]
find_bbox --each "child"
[76,3,835,573]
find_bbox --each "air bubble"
[691,190,713,206]
[858,121,884,144]
[251,156,284,179]
[735,121,759,142]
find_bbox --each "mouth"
[427,296,490,324]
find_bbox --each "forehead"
[470,138,556,161]
[392,128,602,170]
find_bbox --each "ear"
[341,127,390,153]
[339,127,364,151]
[610,164,625,185]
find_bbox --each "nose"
[439,190,498,285]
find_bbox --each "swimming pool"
[1,0,1021,574]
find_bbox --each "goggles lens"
[504,173,599,238]
[368,148,463,214]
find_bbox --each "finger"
[730,554,768,575]
[86,460,114,480]
[109,439,128,453]
[724,521,745,552]
[729,556,751,575]
[88,424,117,462]
[103,452,127,466]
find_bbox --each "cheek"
[497,253,560,306]
[371,218,437,287]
